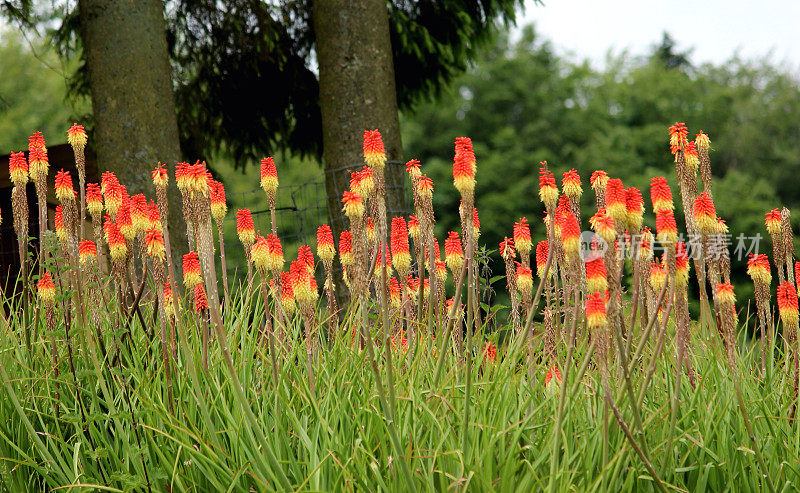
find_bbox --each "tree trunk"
[78,0,184,265]
[313,0,407,300]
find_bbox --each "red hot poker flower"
[152,163,168,188]
[684,141,699,171]
[605,178,626,224]
[668,122,688,154]
[514,217,532,256]
[562,169,582,198]
[538,165,559,211]
[545,366,562,396]
[590,208,616,244]
[86,183,103,217]
[406,159,421,179]
[316,225,335,263]
[236,209,256,246]
[390,217,411,274]
[67,123,88,149]
[777,281,799,328]
[765,208,782,235]
[130,193,149,234]
[453,137,476,195]
[655,209,678,244]
[297,245,314,274]
[650,177,674,212]
[561,212,581,261]
[54,206,66,243]
[715,282,735,305]
[693,191,717,235]
[445,231,464,273]
[267,234,284,271]
[650,261,667,292]
[483,341,497,362]
[183,251,202,288]
[106,219,127,262]
[585,254,607,293]
[408,214,420,240]
[675,242,690,285]
[55,169,75,203]
[586,291,607,329]
[195,283,209,312]
[625,187,644,231]
[696,131,711,150]
[499,237,515,261]
[417,175,434,199]
[9,151,28,186]
[260,157,278,195]
[27,132,48,179]
[339,231,353,266]
[145,228,166,261]
[79,239,97,265]
[516,262,533,297]
[251,235,270,274]
[175,162,191,192]
[590,170,609,191]
[38,271,56,305]
[341,191,365,219]
[536,240,551,278]
[363,130,386,168]
[210,180,227,222]
[747,254,771,285]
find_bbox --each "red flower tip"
[38,271,56,304]
[483,341,497,362]
[538,166,559,209]
[590,170,609,190]
[649,177,674,212]
[715,282,735,305]
[535,240,550,278]
[417,175,434,199]
[408,214,420,239]
[765,208,782,235]
[9,151,28,186]
[668,122,689,153]
[363,129,386,168]
[183,251,202,288]
[499,237,515,260]
[406,159,421,178]
[778,281,799,327]
[445,231,464,272]
[194,283,209,312]
[513,217,532,255]
[562,169,582,197]
[236,208,256,247]
[586,291,607,329]
[54,169,75,202]
[655,210,678,243]
[260,157,278,194]
[453,137,476,194]
[316,225,335,262]
[342,191,365,218]
[692,191,717,234]
[144,228,165,261]
[67,123,87,148]
[152,162,168,187]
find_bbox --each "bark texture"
[78,0,185,262]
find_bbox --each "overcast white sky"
[520,0,800,70]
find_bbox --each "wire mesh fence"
[220,161,412,276]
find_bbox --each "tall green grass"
[0,269,796,492]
